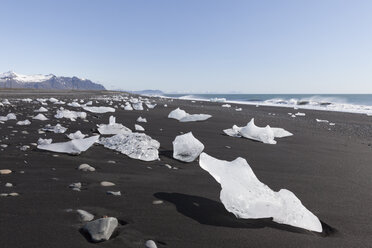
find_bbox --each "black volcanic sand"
[1,90,372,248]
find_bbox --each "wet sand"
[0,90,372,247]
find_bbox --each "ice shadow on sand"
[154,192,337,237]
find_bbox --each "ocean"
[162,94,372,115]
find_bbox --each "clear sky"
[1,0,372,93]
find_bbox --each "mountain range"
[0,71,105,90]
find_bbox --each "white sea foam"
[161,94,372,115]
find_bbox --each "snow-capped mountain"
[0,71,105,90]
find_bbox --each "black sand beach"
[1,90,372,247]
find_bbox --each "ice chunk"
[42,124,67,133]
[67,102,81,107]
[67,131,87,140]
[222,104,231,108]
[223,118,292,144]
[316,119,329,123]
[55,109,86,121]
[99,132,160,161]
[124,103,133,111]
[33,113,48,121]
[49,97,59,103]
[199,153,322,232]
[137,116,147,123]
[0,113,16,121]
[168,108,211,122]
[172,132,204,162]
[97,116,132,135]
[78,163,95,172]
[82,217,118,242]
[168,108,187,120]
[132,102,144,110]
[16,120,31,126]
[145,103,157,109]
[83,106,115,113]
[76,209,94,222]
[35,107,48,112]
[295,112,306,116]
[134,124,145,131]
[37,138,52,145]
[37,135,99,155]
[235,108,242,111]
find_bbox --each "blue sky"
[1,0,372,93]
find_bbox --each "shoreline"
[151,94,372,116]
[0,90,371,247]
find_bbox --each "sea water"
[162,94,372,115]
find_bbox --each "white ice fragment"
[168,108,187,120]
[83,217,118,242]
[100,181,115,187]
[316,119,329,123]
[134,124,145,131]
[0,113,16,121]
[107,191,121,196]
[16,120,31,126]
[137,116,147,123]
[168,108,211,122]
[235,108,242,111]
[172,132,204,162]
[69,182,82,190]
[37,135,99,155]
[132,102,144,110]
[123,103,133,111]
[55,109,86,121]
[49,97,59,103]
[35,107,48,112]
[67,102,81,107]
[145,103,157,109]
[295,112,306,116]
[42,124,67,133]
[83,106,115,113]
[66,131,87,140]
[78,163,95,172]
[97,116,132,135]
[222,104,231,108]
[99,133,160,161]
[77,209,94,222]
[37,138,52,145]
[32,113,48,121]
[199,153,323,232]
[145,240,158,248]
[223,118,293,144]
[2,99,11,105]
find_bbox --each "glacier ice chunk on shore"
[55,109,86,121]
[37,135,99,155]
[172,132,204,162]
[83,217,118,242]
[83,106,115,113]
[35,107,48,112]
[97,116,132,135]
[0,113,16,121]
[42,124,67,133]
[223,118,292,144]
[33,113,48,121]
[16,120,31,126]
[199,153,323,232]
[67,131,87,140]
[168,108,212,122]
[99,132,160,161]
